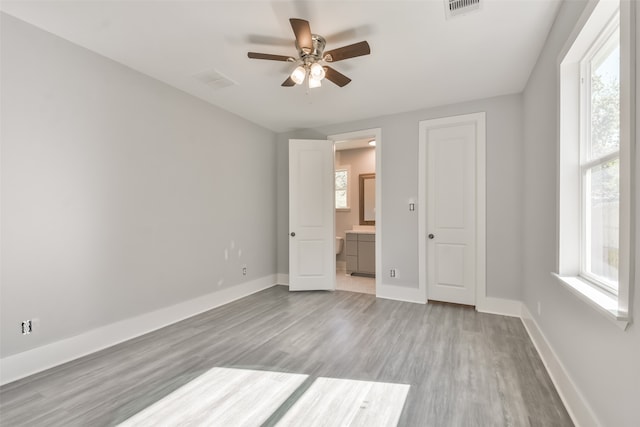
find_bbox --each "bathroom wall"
[335,147,376,265]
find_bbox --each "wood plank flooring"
[275,377,409,427]
[0,285,573,426]
[118,368,308,426]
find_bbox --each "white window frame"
[557,0,635,330]
[335,166,351,211]
[578,13,620,295]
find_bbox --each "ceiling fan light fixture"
[309,62,326,81]
[308,76,322,89]
[247,18,371,89]
[291,66,306,85]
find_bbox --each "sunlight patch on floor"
[118,367,307,426]
[118,368,409,426]
[276,377,410,427]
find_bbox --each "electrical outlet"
[390,268,396,278]
[21,320,32,335]
[242,266,247,276]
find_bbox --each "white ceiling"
[1,0,561,133]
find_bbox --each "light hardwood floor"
[0,286,573,426]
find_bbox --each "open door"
[289,139,335,291]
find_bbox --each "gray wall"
[522,1,640,426]
[277,94,524,300]
[0,14,277,357]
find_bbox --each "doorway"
[329,128,382,295]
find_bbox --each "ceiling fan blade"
[282,77,296,87]
[248,52,293,61]
[323,41,370,62]
[290,18,313,54]
[324,66,351,87]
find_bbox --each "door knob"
[428,233,435,239]
[290,232,296,237]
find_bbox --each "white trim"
[559,0,619,64]
[476,297,522,318]
[521,304,602,427]
[552,273,630,329]
[617,0,636,324]
[0,276,277,386]
[328,128,382,296]
[418,112,487,306]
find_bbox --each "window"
[335,167,350,210]
[558,0,634,328]
[580,14,620,293]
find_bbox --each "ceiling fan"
[247,18,371,88]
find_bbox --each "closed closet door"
[426,122,477,305]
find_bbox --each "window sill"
[336,208,351,212]
[552,273,630,330]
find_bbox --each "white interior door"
[426,123,477,305]
[289,139,335,291]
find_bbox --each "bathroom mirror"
[359,173,375,225]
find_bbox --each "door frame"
[328,128,382,293]
[418,113,486,305]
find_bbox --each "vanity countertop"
[346,230,375,234]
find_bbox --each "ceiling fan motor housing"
[296,34,327,63]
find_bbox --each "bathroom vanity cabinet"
[345,232,375,277]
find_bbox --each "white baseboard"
[521,304,601,427]
[476,296,522,317]
[376,283,425,304]
[0,276,277,386]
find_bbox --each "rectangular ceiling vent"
[444,0,482,19]
[194,69,237,90]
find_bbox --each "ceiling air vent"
[193,69,237,90]
[444,0,482,19]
